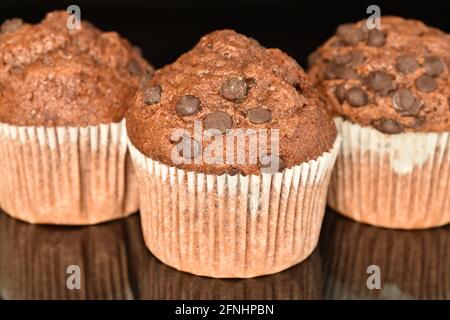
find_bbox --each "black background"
[0,0,448,69]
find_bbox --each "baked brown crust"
[0,11,150,126]
[127,30,337,175]
[308,16,450,133]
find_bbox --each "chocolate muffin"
[0,11,151,224]
[127,30,340,278]
[308,16,450,229]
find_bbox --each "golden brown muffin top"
[127,30,336,175]
[0,11,151,127]
[308,16,450,133]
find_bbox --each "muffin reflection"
[0,211,133,299]
[321,210,450,299]
[125,215,323,299]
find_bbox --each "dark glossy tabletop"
[0,208,448,300]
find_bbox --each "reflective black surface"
[0,0,448,301]
[0,209,448,300]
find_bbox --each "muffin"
[0,210,133,299]
[320,210,450,300]
[127,30,340,278]
[308,16,450,229]
[0,11,151,224]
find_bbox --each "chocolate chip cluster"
[128,30,337,176]
[308,17,450,134]
[142,76,282,173]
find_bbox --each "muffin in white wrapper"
[0,120,139,225]
[128,136,340,278]
[308,17,450,229]
[328,117,450,229]
[127,30,339,277]
[0,11,150,224]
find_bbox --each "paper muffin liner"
[0,119,139,225]
[124,214,323,299]
[328,117,450,229]
[0,212,134,299]
[128,136,340,278]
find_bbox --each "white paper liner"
[128,136,341,278]
[328,117,450,229]
[0,119,139,225]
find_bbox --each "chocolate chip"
[333,51,364,67]
[324,64,358,80]
[176,95,201,116]
[333,54,352,66]
[392,89,421,116]
[367,30,387,47]
[396,55,418,74]
[392,89,415,112]
[348,52,365,67]
[204,111,232,134]
[221,77,248,101]
[227,168,241,176]
[415,75,438,92]
[366,71,394,96]
[372,118,403,134]
[345,86,368,107]
[177,138,201,160]
[308,51,321,67]
[408,116,425,129]
[424,56,445,77]
[323,64,339,79]
[334,84,346,102]
[260,154,285,174]
[1,18,23,34]
[143,85,162,105]
[247,107,272,124]
[127,59,142,76]
[448,96,450,109]
[336,24,365,45]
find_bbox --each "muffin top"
[127,30,337,176]
[0,11,150,127]
[308,16,450,134]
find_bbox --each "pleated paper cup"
[128,136,341,278]
[0,119,139,225]
[328,117,450,229]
